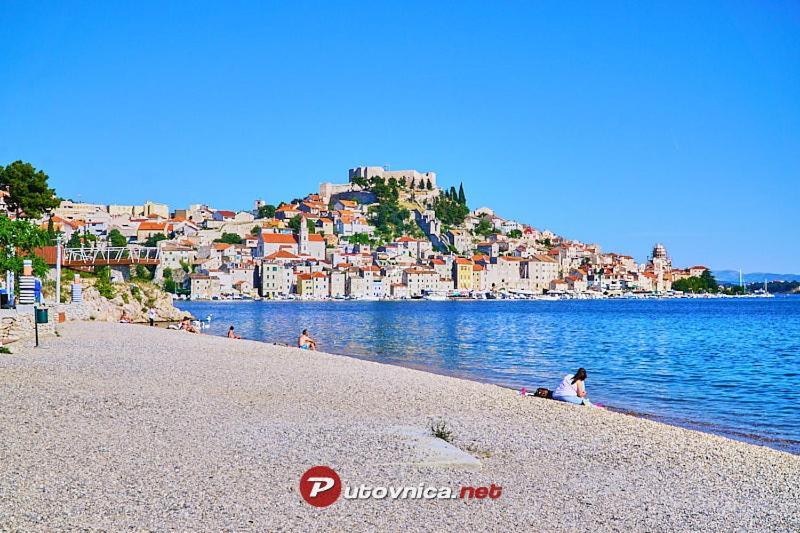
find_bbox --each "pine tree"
[458,182,466,205]
[0,160,60,218]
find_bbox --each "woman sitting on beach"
[180,317,200,334]
[227,326,241,339]
[552,367,595,406]
[298,329,317,351]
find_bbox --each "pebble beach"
[1,322,798,531]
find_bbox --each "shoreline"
[1,321,797,529]
[173,296,800,455]
[186,322,800,455]
[177,292,790,303]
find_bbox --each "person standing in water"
[298,329,317,350]
[552,368,595,406]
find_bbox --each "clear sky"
[1,1,798,271]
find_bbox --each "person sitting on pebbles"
[297,329,317,350]
[552,367,602,408]
[227,325,241,339]
[180,316,200,334]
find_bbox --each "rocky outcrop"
[61,278,187,323]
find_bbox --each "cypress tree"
[457,182,466,205]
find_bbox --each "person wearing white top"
[552,367,592,406]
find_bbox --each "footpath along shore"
[0,322,797,531]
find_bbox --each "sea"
[176,296,800,454]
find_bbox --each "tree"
[0,216,50,279]
[351,176,369,189]
[67,231,83,248]
[214,232,243,244]
[257,204,276,219]
[94,265,115,299]
[399,176,407,188]
[458,182,466,204]
[108,228,127,247]
[474,217,493,237]
[348,233,373,246]
[426,179,432,191]
[418,179,425,190]
[288,214,315,234]
[507,229,522,239]
[251,225,261,236]
[133,264,153,280]
[162,267,177,293]
[672,271,719,293]
[144,233,167,247]
[0,161,60,218]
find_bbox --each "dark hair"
[302,329,308,335]
[229,326,234,330]
[571,368,587,384]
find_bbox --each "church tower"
[299,216,309,256]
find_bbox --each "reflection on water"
[177,297,800,454]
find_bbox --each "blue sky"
[1,1,798,271]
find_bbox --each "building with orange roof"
[296,271,329,299]
[136,221,172,242]
[257,230,325,259]
[453,257,474,291]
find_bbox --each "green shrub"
[430,420,453,443]
[94,266,115,300]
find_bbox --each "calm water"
[176,297,800,453]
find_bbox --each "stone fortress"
[320,166,439,204]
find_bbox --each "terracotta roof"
[265,250,300,260]
[138,221,168,231]
[261,233,298,244]
[454,258,472,265]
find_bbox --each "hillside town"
[40,166,711,301]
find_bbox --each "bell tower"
[299,216,309,256]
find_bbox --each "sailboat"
[753,279,774,298]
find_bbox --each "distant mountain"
[713,270,800,283]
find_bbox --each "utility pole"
[55,234,63,304]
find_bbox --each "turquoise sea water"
[176,297,800,453]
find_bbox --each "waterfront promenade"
[1,322,797,530]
